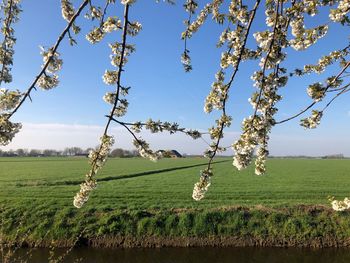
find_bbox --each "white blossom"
[102,17,121,33]
[329,0,350,22]
[121,0,136,5]
[0,114,22,146]
[102,70,119,85]
[300,110,323,129]
[37,74,59,90]
[74,135,114,208]
[192,169,212,201]
[61,0,75,22]
[0,89,22,111]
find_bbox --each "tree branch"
[276,60,350,124]
[5,0,89,121]
[207,0,261,170]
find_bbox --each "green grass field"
[1,157,350,246]
[1,157,349,209]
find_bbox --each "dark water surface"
[8,247,350,263]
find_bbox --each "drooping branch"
[251,0,281,121]
[73,3,131,209]
[207,0,261,170]
[181,0,198,72]
[192,0,261,201]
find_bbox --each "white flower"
[121,0,136,5]
[102,70,118,85]
[102,17,121,33]
[86,27,105,44]
[37,74,59,90]
[61,0,75,22]
[192,169,212,201]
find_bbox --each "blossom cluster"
[233,2,288,175]
[286,1,339,51]
[61,0,75,22]
[37,47,63,90]
[220,26,246,68]
[102,45,136,119]
[208,114,232,140]
[290,21,328,51]
[85,3,122,44]
[102,35,137,120]
[228,0,249,24]
[192,169,212,201]
[204,71,226,113]
[0,88,22,111]
[109,43,135,68]
[0,0,22,84]
[0,0,22,146]
[294,47,350,76]
[306,82,326,102]
[183,0,198,14]
[0,114,22,146]
[103,17,122,33]
[73,135,114,208]
[255,145,268,176]
[329,0,350,22]
[121,0,136,5]
[232,116,260,171]
[181,50,192,72]
[329,196,350,211]
[182,3,211,39]
[61,0,80,35]
[133,138,162,162]
[126,21,142,36]
[300,110,323,129]
[211,0,224,24]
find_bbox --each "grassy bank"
[2,205,350,248]
[1,157,350,247]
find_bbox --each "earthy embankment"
[2,205,350,248]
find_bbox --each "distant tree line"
[268,154,347,159]
[0,147,140,158]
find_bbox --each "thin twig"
[110,117,206,136]
[322,83,350,112]
[276,60,350,124]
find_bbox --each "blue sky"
[3,1,350,156]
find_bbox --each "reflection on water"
[9,247,350,263]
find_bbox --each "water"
[8,247,350,263]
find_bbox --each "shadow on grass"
[16,159,230,187]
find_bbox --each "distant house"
[169,150,182,158]
[157,150,183,158]
[322,154,344,159]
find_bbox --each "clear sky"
[2,1,350,156]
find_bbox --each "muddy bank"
[86,235,350,248]
[14,234,350,249]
